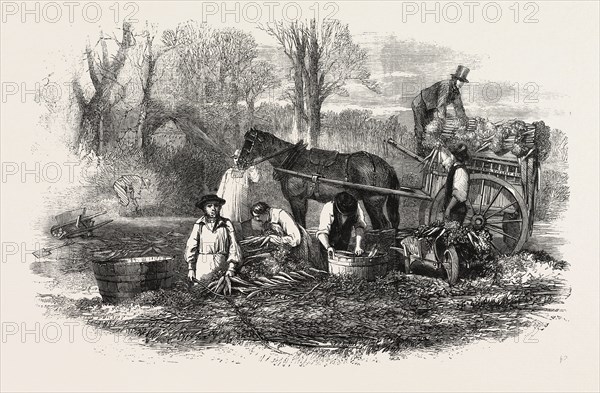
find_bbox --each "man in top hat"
[185,194,243,281]
[441,142,471,224]
[316,192,367,263]
[412,65,470,156]
[217,149,260,232]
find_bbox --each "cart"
[50,208,113,239]
[399,236,460,285]
[389,120,540,255]
[270,118,541,284]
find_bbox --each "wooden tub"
[328,251,390,281]
[92,256,176,304]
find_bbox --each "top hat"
[195,194,226,210]
[451,65,470,83]
[334,192,358,215]
[449,142,470,162]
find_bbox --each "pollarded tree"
[72,22,134,154]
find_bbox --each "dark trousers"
[448,201,468,225]
[411,98,436,157]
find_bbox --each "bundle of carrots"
[202,268,327,298]
[414,221,494,257]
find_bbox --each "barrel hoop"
[96,272,174,282]
[328,260,389,268]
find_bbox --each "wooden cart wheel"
[50,225,66,239]
[428,174,529,254]
[442,246,460,286]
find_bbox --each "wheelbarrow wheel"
[442,246,459,286]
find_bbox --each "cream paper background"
[1,1,598,391]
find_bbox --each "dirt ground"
[33,215,570,360]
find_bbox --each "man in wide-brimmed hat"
[412,65,471,156]
[185,194,243,281]
[316,192,367,265]
[217,149,260,231]
[440,142,471,224]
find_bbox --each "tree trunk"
[247,100,255,128]
[137,67,156,150]
[98,115,104,153]
[291,30,306,142]
[136,100,148,149]
[76,22,133,155]
[308,101,321,148]
[305,20,321,148]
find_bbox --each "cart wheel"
[50,226,66,239]
[443,246,459,286]
[428,174,529,254]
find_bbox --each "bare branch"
[85,43,101,90]
[71,79,87,109]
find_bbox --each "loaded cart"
[387,116,545,284]
[267,116,545,284]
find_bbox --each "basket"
[92,256,176,304]
[328,251,390,281]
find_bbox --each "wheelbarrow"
[394,235,460,286]
[50,208,113,239]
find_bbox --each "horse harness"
[298,149,378,198]
[243,131,378,199]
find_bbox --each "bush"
[145,144,229,215]
[535,168,569,221]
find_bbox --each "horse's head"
[237,128,271,169]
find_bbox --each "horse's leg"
[288,197,308,228]
[362,194,391,230]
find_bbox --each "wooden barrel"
[92,256,176,304]
[328,251,390,281]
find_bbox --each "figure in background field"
[317,192,366,266]
[412,65,470,156]
[113,175,151,215]
[217,149,260,231]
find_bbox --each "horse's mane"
[249,127,290,146]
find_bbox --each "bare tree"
[260,21,307,140]
[163,22,259,107]
[239,61,280,128]
[132,23,177,150]
[72,22,134,154]
[262,19,379,147]
[162,22,213,103]
[212,28,258,106]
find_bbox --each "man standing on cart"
[441,143,471,224]
[411,65,470,156]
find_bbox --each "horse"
[236,128,401,230]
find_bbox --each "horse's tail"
[387,169,401,230]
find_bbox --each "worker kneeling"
[316,192,366,265]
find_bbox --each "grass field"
[35,216,569,360]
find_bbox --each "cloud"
[372,71,418,79]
